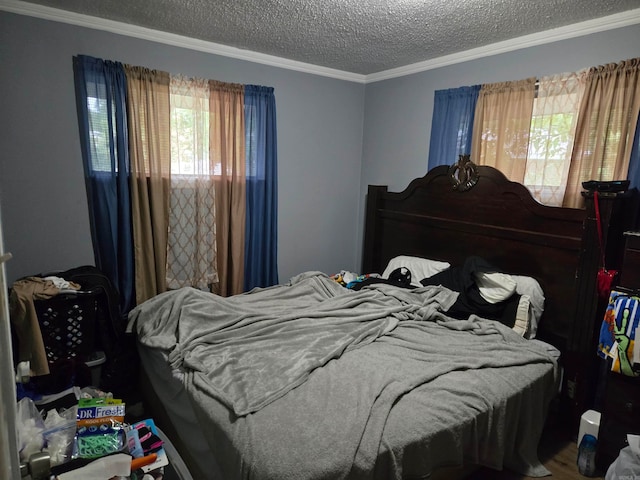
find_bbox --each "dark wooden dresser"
[619,231,640,287]
[595,231,640,472]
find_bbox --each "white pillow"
[512,275,545,339]
[381,255,451,287]
[475,272,517,304]
[474,271,544,339]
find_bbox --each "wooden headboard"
[362,163,589,351]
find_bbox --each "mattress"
[132,273,561,480]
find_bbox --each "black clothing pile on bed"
[420,256,520,327]
[354,256,521,327]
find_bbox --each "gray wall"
[1,10,639,287]
[0,12,365,284]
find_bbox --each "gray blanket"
[129,271,556,479]
[129,271,458,415]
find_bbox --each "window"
[522,72,584,206]
[86,87,117,173]
[523,76,584,206]
[170,82,219,176]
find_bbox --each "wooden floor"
[465,424,605,480]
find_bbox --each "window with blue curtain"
[74,56,279,305]
[72,55,135,315]
[427,85,480,171]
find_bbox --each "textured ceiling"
[10,0,640,75]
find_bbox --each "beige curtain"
[471,78,536,181]
[210,81,246,296]
[167,75,218,291]
[124,65,171,304]
[563,58,640,208]
[524,70,588,206]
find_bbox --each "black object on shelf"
[582,180,630,193]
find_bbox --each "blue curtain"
[73,55,135,315]
[244,85,279,290]
[626,113,640,191]
[427,85,480,170]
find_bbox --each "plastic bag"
[606,434,640,480]
[17,397,45,462]
[43,406,77,466]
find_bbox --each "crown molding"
[366,8,640,83]
[0,0,367,83]
[2,0,639,85]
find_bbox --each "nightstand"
[595,372,640,471]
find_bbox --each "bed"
[127,161,594,480]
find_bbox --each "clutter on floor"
[17,386,174,480]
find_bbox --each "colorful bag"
[598,289,640,376]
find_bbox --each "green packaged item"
[74,398,126,459]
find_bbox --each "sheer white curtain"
[524,70,588,206]
[166,75,218,290]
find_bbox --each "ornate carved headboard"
[362,162,588,351]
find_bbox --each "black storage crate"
[34,289,99,365]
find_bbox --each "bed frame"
[361,160,615,430]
